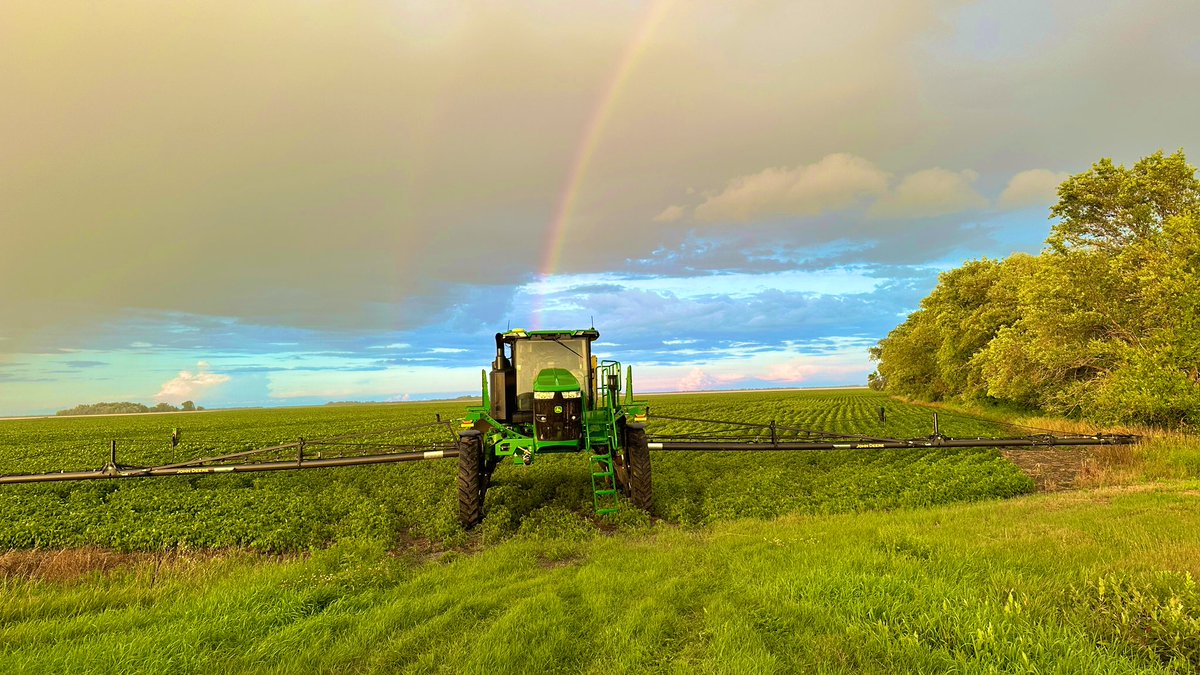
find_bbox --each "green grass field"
[1,389,1197,673]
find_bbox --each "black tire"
[626,423,652,511]
[457,430,485,529]
[612,419,631,497]
[473,420,499,492]
[613,446,632,498]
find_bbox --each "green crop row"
[0,389,1034,552]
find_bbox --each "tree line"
[56,401,201,416]
[870,150,1200,428]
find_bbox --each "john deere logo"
[553,405,563,414]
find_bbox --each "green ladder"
[585,413,611,448]
[589,452,620,515]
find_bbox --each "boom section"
[644,411,1138,452]
[646,435,1137,452]
[0,420,462,485]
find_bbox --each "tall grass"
[1,483,1198,673]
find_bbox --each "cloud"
[693,154,890,222]
[155,361,231,404]
[676,367,744,392]
[653,205,686,222]
[998,169,1070,210]
[867,168,988,219]
[64,360,106,369]
[760,359,863,383]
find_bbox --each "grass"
[2,388,1198,672]
[1,483,1198,673]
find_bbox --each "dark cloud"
[63,360,106,369]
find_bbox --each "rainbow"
[531,0,675,328]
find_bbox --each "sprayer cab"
[487,328,599,425]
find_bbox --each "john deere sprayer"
[456,328,650,528]
[0,325,1141,531]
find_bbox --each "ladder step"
[596,508,619,515]
[594,489,617,496]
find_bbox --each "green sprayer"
[456,328,650,527]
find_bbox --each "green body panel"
[532,368,580,393]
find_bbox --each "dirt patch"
[394,530,462,563]
[1002,447,1098,491]
[1003,442,1144,491]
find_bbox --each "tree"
[870,256,1029,401]
[181,401,196,411]
[873,149,1200,427]
[1048,149,1200,253]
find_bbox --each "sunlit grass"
[1,484,1198,673]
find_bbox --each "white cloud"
[653,205,686,222]
[867,168,988,219]
[998,169,1069,210]
[429,347,468,354]
[760,359,863,384]
[367,343,412,350]
[155,361,231,404]
[676,367,745,392]
[693,153,890,222]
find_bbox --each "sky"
[2,0,1198,415]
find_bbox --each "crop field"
[2,388,1199,673]
[0,389,1032,552]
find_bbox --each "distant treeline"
[870,150,1200,428]
[56,401,202,416]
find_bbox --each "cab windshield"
[514,338,589,400]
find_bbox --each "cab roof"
[501,328,600,340]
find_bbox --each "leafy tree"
[56,402,151,416]
[181,401,196,411]
[871,256,1029,402]
[1048,149,1199,253]
[873,149,1200,428]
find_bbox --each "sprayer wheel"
[626,424,652,511]
[457,433,485,529]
